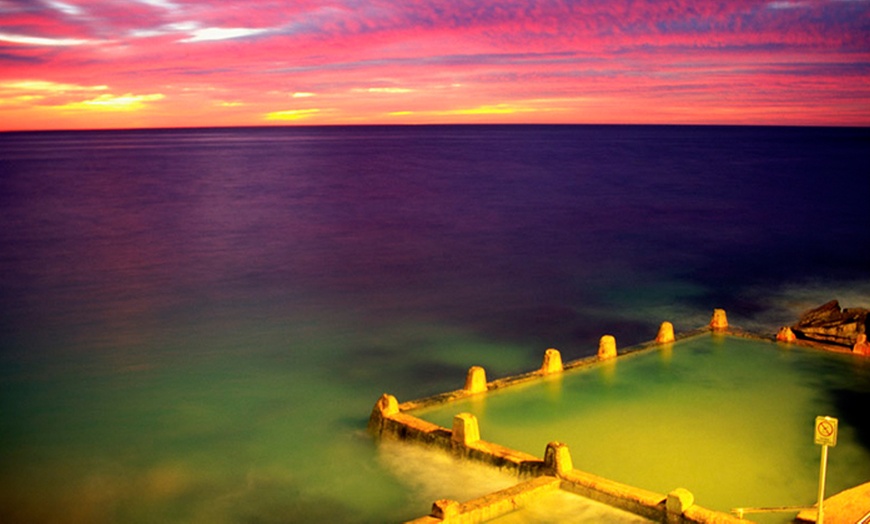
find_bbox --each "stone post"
[452,413,480,446]
[598,335,617,360]
[656,321,675,344]
[854,334,870,356]
[541,348,563,374]
[431,499,461,519]
[544,441,574,476]
[666,488,694,521]
[776,326,797,343]
[464,366,487,394]
[367,393,399,435]
[710,309,728,331]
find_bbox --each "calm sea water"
[1,125,869,522]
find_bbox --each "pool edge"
[368,310,867,524]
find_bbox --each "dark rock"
[791,300,869,347]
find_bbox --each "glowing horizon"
[1,0,869,131]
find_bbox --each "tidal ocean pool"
[1,125,868,522]
[416,335,870,521]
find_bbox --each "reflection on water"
[417,337,870,521]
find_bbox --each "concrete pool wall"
[368,310,870,524]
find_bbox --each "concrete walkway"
[796,481,870,524]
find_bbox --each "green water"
[0,315,542,523]
[4,322,867,522]
[3,126,869,522]
[416,336,870,519]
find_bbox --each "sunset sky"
[1,0,869,130]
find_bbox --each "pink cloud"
[0,0,867,130]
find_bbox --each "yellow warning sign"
[814,416,838,447]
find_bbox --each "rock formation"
[791,300,869,347]
[854,334,870,356]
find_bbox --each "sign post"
[814,416,838,524]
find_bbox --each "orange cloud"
[264,108,322,121]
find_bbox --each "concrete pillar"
[667,488,694,516]
[777,326,797,343]
[854,334,870,356]
[464,366,487,394]
[541,348,563,374]
[367,393,399,435]
[544,441,573,476]
[710,309,728,330]
[656,321,675,344]
[598,335,617,360]
[374,393,398,415]
[452,413,480,446]
[431,499,460,519]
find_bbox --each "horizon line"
[4,121,869,134]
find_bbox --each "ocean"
[1,125,868,522]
